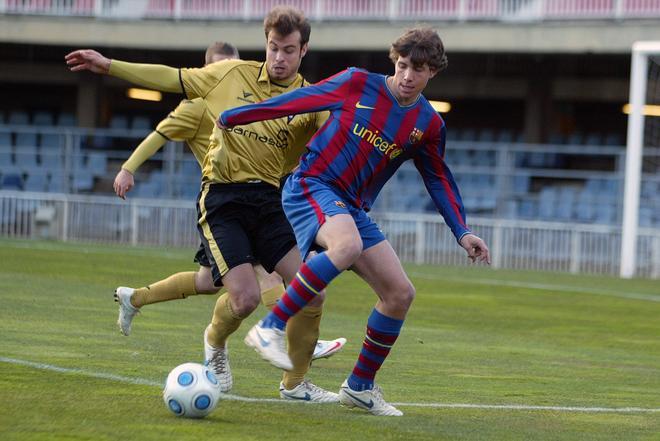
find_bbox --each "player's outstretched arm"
[66,49,182,93]
[65,49,111,74]
[459,233,491,264]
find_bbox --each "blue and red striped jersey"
[221,67,470,241]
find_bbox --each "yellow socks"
[282,305,322,390]
[131,271,197,308]
[206,293,244,348]
[260,285,284,310]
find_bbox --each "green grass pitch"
[0,238,658,440]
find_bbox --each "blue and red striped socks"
[347,308,403,391]
[260,252,340,330]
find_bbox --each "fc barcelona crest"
[409,127,423,144]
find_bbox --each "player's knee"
[389,281,415,312]
[230,290,261,316]
[329,238,363,267]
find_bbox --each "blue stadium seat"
[15,132,37,147]
[48,172,67,193]
[73,173,94,192]
[566,132,583,145]
[584,133,602,145]
[33,111,54,126]
[40,133,61,149]
[538,187,558,220]
[604,133,623,146]
[7,111,29,125]
[132,116,151,130]
[1,173,23,190]
[517,199,537,218]
[0,145,12,166]
[109,115,129,130]
[496,130,514,143]
[24,172,48,192]
[14,146,39,171]
[57,113,77,127]
[87,152,107,176]
[477,129,495,142]
[0,132,11,147]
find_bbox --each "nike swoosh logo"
[281,391,311,401]
[255,329,271,347]
[355,102,375,110]
[316,341,341,357]
[342,389,374,409]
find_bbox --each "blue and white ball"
[163,362,221,418]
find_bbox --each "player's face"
[390,55,437,106]
[265,30,308,83]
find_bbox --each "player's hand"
[65,49,111,74]
[459,233,491,264]
[113,169,134,200]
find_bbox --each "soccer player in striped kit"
[219,27,491,416]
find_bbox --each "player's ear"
[300,43,308,59]
[429,67,438,79]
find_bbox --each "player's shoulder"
[172,97,206,116]
[206,59,262,73]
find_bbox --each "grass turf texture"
[0,238,658,440]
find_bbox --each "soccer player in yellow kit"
[111,41,345,383]
[67,6,341,402]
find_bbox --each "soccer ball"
[162,362,221,418]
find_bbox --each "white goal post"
[620,41,660,278]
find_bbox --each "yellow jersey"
[180,59,327,187]
[121,98,212,173]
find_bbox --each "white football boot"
[203,325,233,392]
[338,380,403,416]
[311,338,347,361]
[114,287,139,336]
[244,321,293,370]
[279,380,339,403]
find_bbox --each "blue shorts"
[282,174,386,260]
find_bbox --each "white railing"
[2,0,660,21]
[2,190,659,278]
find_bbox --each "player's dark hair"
[205,41,239,64]
[389,27,448,72]
[263,5,311,46]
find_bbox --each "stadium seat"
[15,132,37,147]
[132,116,151,130]
[0,132,11,147]
[604,133,623,146]
[7,111,29,125]
[1,173,23,190]
[24,172,48,192]
[40,133,61,149]
[109,115,129,130]
[87,152,107,176]
[0,145,12,166]
[57,113,77,127]
[33,111,55,126]
[496,130,514,143]
[538,187,558,220]
[584,133,602,145]
[48,172,67,193]
[73,173,94,192]
[14,146,39,171]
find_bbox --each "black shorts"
[193,243,211,267]
[196,182,297,287]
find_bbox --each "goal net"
[620,42,660,278]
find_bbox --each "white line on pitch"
[407,272,660,303]
[2,357,658,413]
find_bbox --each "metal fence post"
[130,200,139,246]
[570,229,580,273]
[492,221,502,269]
[415,219,425,265]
